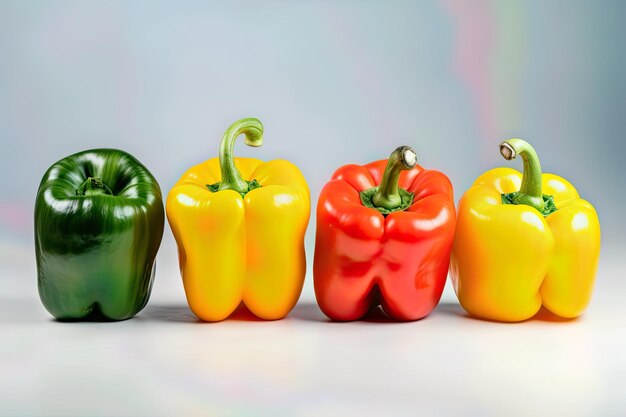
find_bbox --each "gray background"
[0,1,625,416]
[0,0,624,249]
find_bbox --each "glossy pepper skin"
[35,149,165,320]
[314,146,456,321]
[450,139,601,322]
[167,118,310,321]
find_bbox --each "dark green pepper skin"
[35,149,165,321]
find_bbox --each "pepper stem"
[76,177,113,196]
[372,146,417,210]
[499,138,544,212]
[215,118,263,195]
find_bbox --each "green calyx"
[501,192,558,217]
[360,186,414,215]
[359,145,417,216]
[207,118,264,197]
[499,138,558,217]
[76,177,113,196]
[206,178,261,198]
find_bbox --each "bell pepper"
[314,146,456,321]
[166,118,310,321]
[450,139,601,322]
[35,149,165,320]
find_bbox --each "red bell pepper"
[314,146,456,321]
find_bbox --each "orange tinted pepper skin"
[314,160,456,321]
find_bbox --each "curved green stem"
[372,146,417,210]
[213,118,263,195]
[76,177,113,196]
[499,138,544,212]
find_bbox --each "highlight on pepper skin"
[314,146,456,321]
[166,118,311,322]
[449,138,601,322]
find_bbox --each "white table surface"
[1,239,624,417]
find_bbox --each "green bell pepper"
[35,149,165,320]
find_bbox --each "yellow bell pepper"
[450,139,600,322]
[166,118,310,321]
